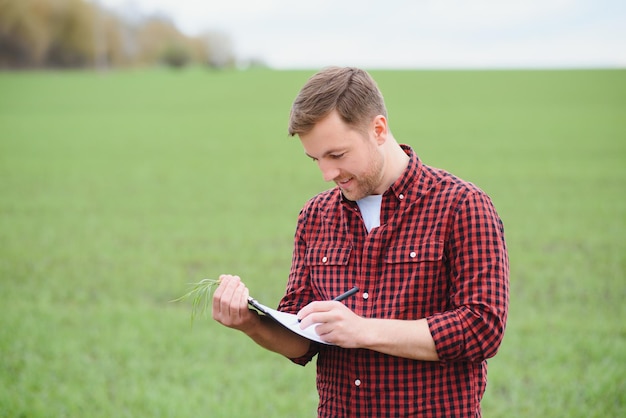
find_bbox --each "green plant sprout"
[173,278,221,325]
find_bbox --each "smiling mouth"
[337,178,353,186]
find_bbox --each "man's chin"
[340,188,364,202]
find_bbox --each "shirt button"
[322,256,328,263]
[354,379,361,387]
[409,251,417,258]
[399,193,405,200]
[362,292,369,300]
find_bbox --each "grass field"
[0,68,624,417]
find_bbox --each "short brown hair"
[288,67,387,136]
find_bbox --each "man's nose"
[318,161,340,182]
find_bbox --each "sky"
[97,0,626,69]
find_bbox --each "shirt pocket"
[305,246,351,266]
[382,240,445,318]
[304,246,352,297]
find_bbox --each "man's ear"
[373,115,388,145]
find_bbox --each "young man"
[212,67,509,417]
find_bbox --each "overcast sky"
[98,0,626,69]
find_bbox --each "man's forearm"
[359,318,440,361]
[246,314,311,359]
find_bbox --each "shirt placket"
[346,199,395,416]
[337,202,365,415]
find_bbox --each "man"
[212,67,509,417]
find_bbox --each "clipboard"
[247,296,332,345]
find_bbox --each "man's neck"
[379,139,410,193]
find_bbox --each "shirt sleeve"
[278,201,321,365]
[427,189,510,362]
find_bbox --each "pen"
[297,286,360,323]
[332,286,359,302]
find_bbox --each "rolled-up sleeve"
[428,190,509,362]
[278,202,321,365]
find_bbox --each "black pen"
[332,286,359,302]
[297,287,360,323]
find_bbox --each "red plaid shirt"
[278,145,509,417]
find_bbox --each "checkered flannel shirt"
[278,145,509,417]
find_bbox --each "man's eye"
[330,153,345,159]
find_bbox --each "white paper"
[248,297,332,345]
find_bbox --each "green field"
[0,68,624,417]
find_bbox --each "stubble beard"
[339,152,385,201]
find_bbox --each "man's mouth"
[337,177,353,187]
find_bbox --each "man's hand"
[212,274,312,359]
[297,301,366,348]
[212,274,260,333]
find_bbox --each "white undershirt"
[356,195,383,233]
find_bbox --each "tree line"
[0,0,245,69]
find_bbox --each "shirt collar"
[385,144,421,203]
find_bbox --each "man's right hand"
[212,274,312,359]
[212,274,260,333]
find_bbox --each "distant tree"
[0,0,50,67]
[45,0,93,67]
[0,0,93,67]
[135,15,186,66]
[160,42,190,68]
[0,0,240,69]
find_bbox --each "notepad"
[247,297,332,345]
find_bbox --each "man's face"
[299,111,385,201]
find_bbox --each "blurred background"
[1,1,625,417]
[1,0,625,70]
